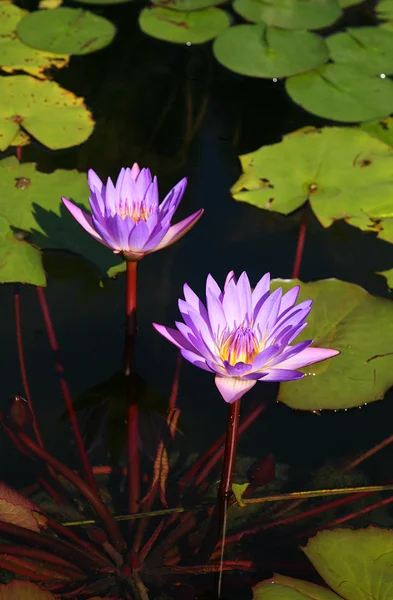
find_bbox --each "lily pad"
[0,75,94,151]
[231,126,393,241]
[0,4,69,79]
[139,6,230,44]
[339,0,363,5]
[0,581,56,600]
[253,574,341,599]
[232,0,341,30]
[377,0,393,20]
[16,7,116,55]
[271,278,393,411]
[213,25,328,78]
[151,0,225,10]
[286,63,393,122]
[360,116,393,147]
[377,267,393,288]
[303,527,393,599]
[326,26,393,76]
[75,0,131,5]
[0,157,123,282]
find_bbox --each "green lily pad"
[0,157,123,282]
[75,0,131,5]
[253,574,341,599]
[0,217,45,286]
[139,6,230,44]
[213,25,328,78]
[377,267,393,288]
[377,0,393,20]
[231,126,393,241]
[303,527,393,599]
[286,63,393,122]
[326,27,393,76]
[151,0,225,11]
[16,7,116,55]
[339,0,363,5]
[360,116,393,147]
[232,0,341,30]
[0,4,69,79]
[271,278,393,411]
[0,75,94,151]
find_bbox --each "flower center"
[118,200,153,222]
[219,326,260,366]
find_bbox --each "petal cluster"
[62,164,203,261]
[153,272,340,404]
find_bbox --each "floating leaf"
[231,126,393,243]
[0,75,94,151]
[0,581,56,600]
[360,116,393,147]
[303,527,393,599]
[74,0,130,5]
[286,63,393,122]
[339,0,363,5]
[16,7,116,55]
[139,6,230,44]
[377,0,393,20]
[270,278,393,411]
[213,25,328,78]
[253,574,341,599]
[151,0,225,10]
[326,27,393,76]
[0,4,69,78]
[10,130,30,148]
[0,217,45,286]
[0,482,45,532]
[0,157,123,281]
[39,0,63,8]
[232,483,249,507]
[232,0,341,30]
[377,267,393,288]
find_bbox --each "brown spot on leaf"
[15,177,31,190]
[309,183,318,192]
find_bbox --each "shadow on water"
[1,0,393,570]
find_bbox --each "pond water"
[2,0,393,594]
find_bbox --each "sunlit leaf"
[360,116,393,147]
[0,581,55,600]
[232,0,341,30]
[253,574,341,599]
[0,217,46,286]
[232,482,249,507]
[271,278,393,411]
[0,75,94,151]
[0,4,69,79]
[339,0,363,5]
[0,482,46,532]
[16,7,116,55]
[9,130,30,148]
[326,27,393,76]
[231,126,393,245]
[138,6,230,44]
[286,63,393,122]
[377,0,393,20]
[213,25,328,78]
[376,267,393,288]
[303,527,393,599]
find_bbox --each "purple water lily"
[153,271,340,404]
[62,164,203,261]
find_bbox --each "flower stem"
[125,260,140,517]
[217,399,241,598]
[36,286,98,494]
[292,210,307,279]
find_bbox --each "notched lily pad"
[286,63,393,122]
[213,24,329,78]
[360,116,393,147]
[0,75,94,151]
[139,6,231,44]
[327,26,393,76]
[16,7,116,55]
[0,4,69,78]
[271,278,393,411]
[232,0,341,30]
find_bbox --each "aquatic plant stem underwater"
[292,210,307,279]
[125,260,140,517]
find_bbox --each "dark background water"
[1,0,393,526]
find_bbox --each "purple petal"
[175,320,216,361]
[206,274,223,302]
[120,170,137,216]
[183,284,208,320]
[143,176,159,211]
[268,340,312,367]
[103,177,118,218]
[215,376,256,403]
[206,290,227,340]
[180,348,214,372]
[260,369,305,382]
[152,209,204,252]
[277,321,308,347]
[141,220,171,252]
[106,214,134,250]
[252,273,270,314]
[279,286,300,316]
[88,169,104,195]
[115,167,127,190]
[254,288,282,339]
[89,191,105,219]
[224,271,236,290]
[223,277,241,328]
[276,347,340,371]
[159,178,188,217]
[131,163,140,179]
[223,361,252,377]
[236,272,252,321]
[135,168,153,200]
[250,344,281,370]
[268,306,311,344]
[62,197,107,246]
[153,323,195,352]
[178,301,216,353]
[91,214,119,249]
[127,221,151,251]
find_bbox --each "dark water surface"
[1,0,393,515]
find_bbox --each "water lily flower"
[153,271,340,404]
[62,164,203,261]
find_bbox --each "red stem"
[0,556,63,581]
[16,430,125,553]
[169,351,182,409]
[0,544,86,579]
[35,286,98,493]
[14,287,45,449]
[125,260,140,517]
[47,519,111,567]
[292,210,307,279]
